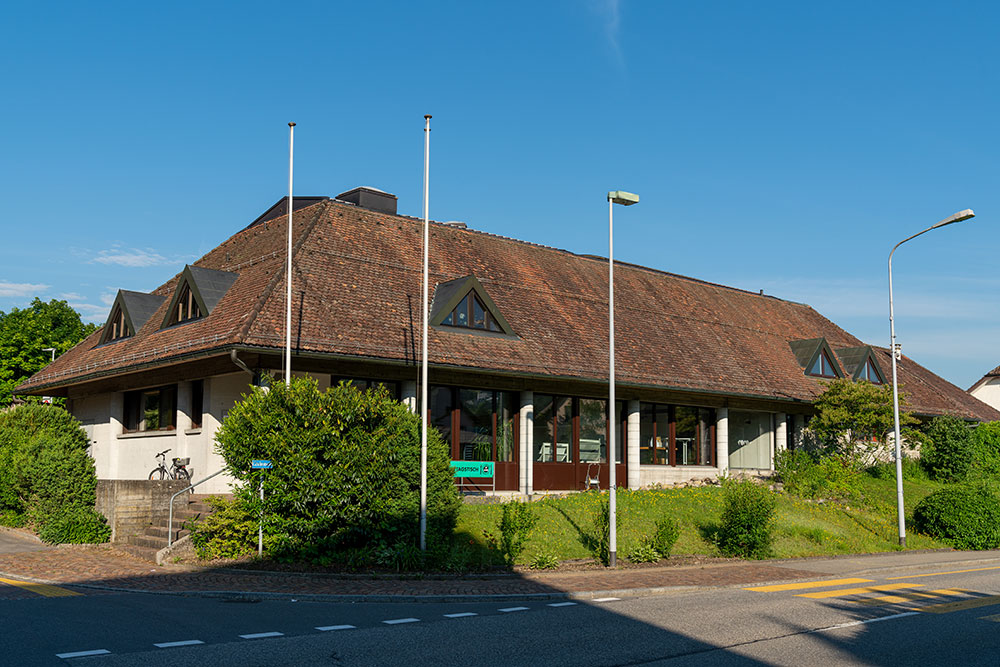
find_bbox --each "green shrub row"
[912,484,1000,550]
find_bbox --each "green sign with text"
[449,461,495,478]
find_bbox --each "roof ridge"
[237,200,331,342]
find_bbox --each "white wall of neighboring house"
[970,377,1000,414]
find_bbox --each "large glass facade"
[533,396,623,464]
[432,386,516,462]
[639,403,715,466]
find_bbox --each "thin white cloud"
[591,0,625,67]
[0,281,49,297]
[91,247,174,267]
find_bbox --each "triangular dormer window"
[98,290,166,345]
[833,345,885,384]
[808,349,840,378]
[430,275,515,337]
[161,265,238,329]
[789,338,843,379]
[860,357,884,384]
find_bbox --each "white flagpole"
[420,114,431,551]
[285,122,295,387]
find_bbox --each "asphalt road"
[3,554,1000,666]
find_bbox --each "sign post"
[251,460,273,557]
[449,461,495,496]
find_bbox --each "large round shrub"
[912,484,1000,550]
[717,478,776,558]
[971,421,1000,477]
[214,378,460,560]
[0,404,107,543]
[922,415,975,482]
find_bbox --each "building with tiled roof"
[969,364,1000,413]
[17,188,1000,494]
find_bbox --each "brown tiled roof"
[16,198,1000,421]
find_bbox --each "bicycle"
[148,449,191,482]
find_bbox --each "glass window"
[698,407,715,465]
[534,395,572,463]
[675,406,698,465]
[430,385,453,447]
[496,391,516,463]
[579,399,606,463]
[865,358,883,384]
[190,380,204,429]
[458,389,494,461]
[809,350,838,378]
[123,385,177,433]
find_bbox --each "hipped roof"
[16,198,1000,421]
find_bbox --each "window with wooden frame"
[859,357,884,384]
[427,386,517,463]
[123,385,177,433]
[189,380,204,430]
[639,403,716,466]
[532,395,624,464]
[441,292,502,332]
[808,349,840,378]
[166,283,202,326]
[106,305,131,341]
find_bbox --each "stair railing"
[167,468,227,548]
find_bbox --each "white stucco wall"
[971,377,1000,413]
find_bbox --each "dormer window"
[173,284,202,324]
[108,306,131,341]
[160,265,238,330]
[442,292,502,332]
[860,357,884,384]
[808,349,839,378]
[429,274,516,337]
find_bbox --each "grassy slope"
[456,475,950,565]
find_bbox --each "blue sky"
[2,1,998,390]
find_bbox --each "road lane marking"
[0,577,81,598]
[239,632,284,639]
[855,590,956,605]
[444,612,478,618]
[887,565,1000,580]
[55,649,111,659]
[746,578,874,592]
[548,602,577,607]
[592,597,620,602]
[979,614,1000,622]
[796,583,920,599]
[154,640,204,648]
[814,611,919,633]
[383,618,420,625]
[316,625,356,631]
[918,594,1000,614]
[498,606,529,613]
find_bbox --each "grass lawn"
[456,474,951,566]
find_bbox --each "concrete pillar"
[774,412,786,471]
[519,391,533,496]
[627,400,640,488]
[716,407,729,474]
[401,380,418,413]
[794,414,806,449]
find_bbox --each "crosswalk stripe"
[0,577,81,598]
[918,594,1000,614]
[746,578,873,592]
[979,613,1000,622]
[795,583,920,599]
[854,590,956,606]
[887,565,1000,580]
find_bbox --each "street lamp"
[607,189,639,568]
[888,208,974,547]
[42,348,56,362]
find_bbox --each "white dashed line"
[444,612,478,618]
[154,640,205,648]
[499,606,529,613]
[383,618,420,625]
[55,649,111,659]
[239,632,285,639]
[548,602,577,607]
[316,625,357,631]
[592,597,621,602]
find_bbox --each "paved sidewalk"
[0,543,997,602]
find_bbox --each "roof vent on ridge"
[336,186,397,215]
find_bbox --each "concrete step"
[127,535,171,550]
[145,526,190,540]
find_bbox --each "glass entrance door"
[728,411,772,470]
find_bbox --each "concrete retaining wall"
[95,479,189,543]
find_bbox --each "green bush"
[37,506,110,544]
[971,421,1000,477]
[188,495,260,560]
[867,457,928,482]
[912,484,1000,550]
[590,501,611,566]
[775,449,860,500]
[626,541,661,563]
[922,415,975,482]
[717,478,776,558]
[651,517,680,557]
[213,378,461,563]
[0,404,107,543]
[484,499,538,567]
[529,551,560,570]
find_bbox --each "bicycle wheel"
[175,468,190,482]
[149,467,166,481]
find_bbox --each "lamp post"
[42,347,56,362]
[888,208,974,547]
[607,189,639,568]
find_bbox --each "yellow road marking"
[886,565,1000,580]
[0,577,81,598]
[854,590,951,606]
[918,595,1000,614]
[979,614,1000,622]
[745,578,874,592]
[795,583,920,599]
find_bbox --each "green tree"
[0,298,98,404]
[808,378,917,456]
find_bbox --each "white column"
[108,392,124,479]
[520,391,533,497]
[774,412,786,470]
[401,380,418,413]
[627,400,640,488]
[716,407,729,474]
[794,414,806,449]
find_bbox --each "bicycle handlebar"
[156,449,171,457]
